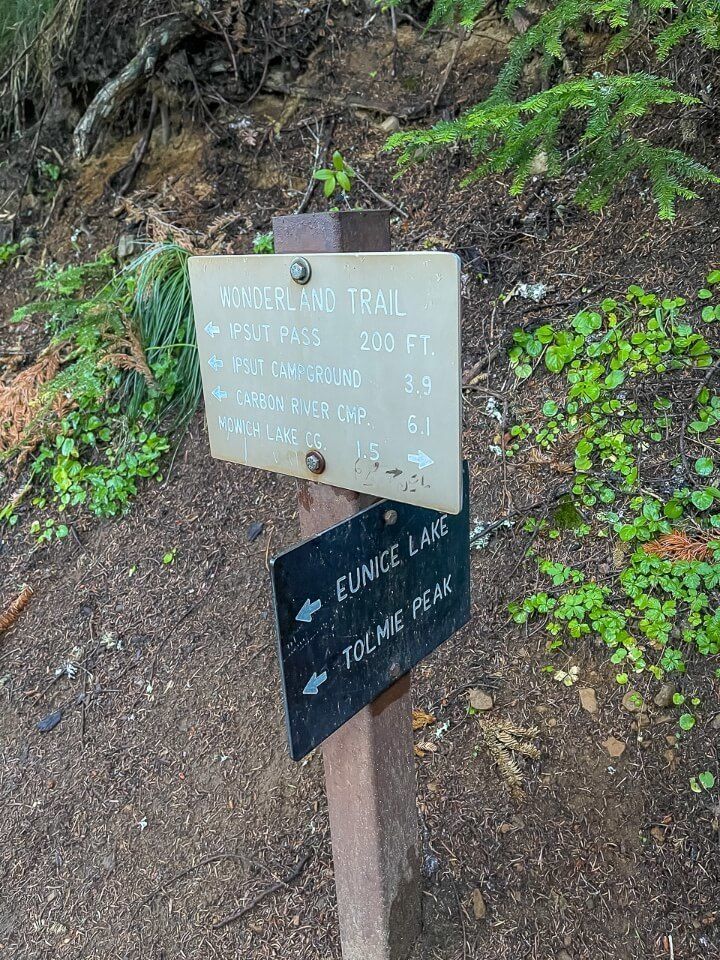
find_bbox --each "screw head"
[289,256,311,285]
[383,509,398,526]
[305,450,326,474]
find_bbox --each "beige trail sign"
[188,251,462,512]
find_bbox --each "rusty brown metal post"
[273,210,422,960]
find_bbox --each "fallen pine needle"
[644,531,717,562]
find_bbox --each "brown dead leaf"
[471,889,487,920]
[412,708,436,731]
[602,735,626,758]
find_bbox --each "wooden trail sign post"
[188,209,468,960]
[274,211,421,960]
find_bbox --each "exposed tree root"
[72,14,193,161]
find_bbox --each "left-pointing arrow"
[208,354,223,371]
[204,322,220,337]
[303,670,327,696]
[212,386,228,401]
[296,598,322,623]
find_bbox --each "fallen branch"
[73,15,193,161]
[213,852,311,930]
[262,79,425,119]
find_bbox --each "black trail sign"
[270,465,470,759]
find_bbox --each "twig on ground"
[432,31,465,111]
[134,852,277,915]
[353,168,408,218]
[390,5,399,77]
[13,103,50,231]
[239,0,274,107]
[117,93,159,196]
[212,852,311,930]
[463,283,605,384]
[295,119,337,215]
[209,9,239,85]
[470,486,570,544]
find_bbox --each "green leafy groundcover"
[505,273,720,686]
[1,243,199,539]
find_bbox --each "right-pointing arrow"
[408,450,434,470]
[296,598,322,623]
[303,670,327,696]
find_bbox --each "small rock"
[579,687,598,714]
[471,888,486,920]
[653,683,676,709]
[116,234,143,260]
[380,115,400,134]
[247,521,264,542]
[622,690,644,713]
[468,688,494,711]
[650,825,666,844]
[558,952,573,960]
[711,714,720,731]
[37,709,62,733]
[602,735,626,758]
[529,149,549,176]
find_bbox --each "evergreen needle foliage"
[385,0,720,218]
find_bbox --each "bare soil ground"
[1,8,720,960]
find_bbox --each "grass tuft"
[123,242,201,430]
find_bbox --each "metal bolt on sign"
[274,210,422,960]
[289,255,312,284]
[305,449,326,475]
